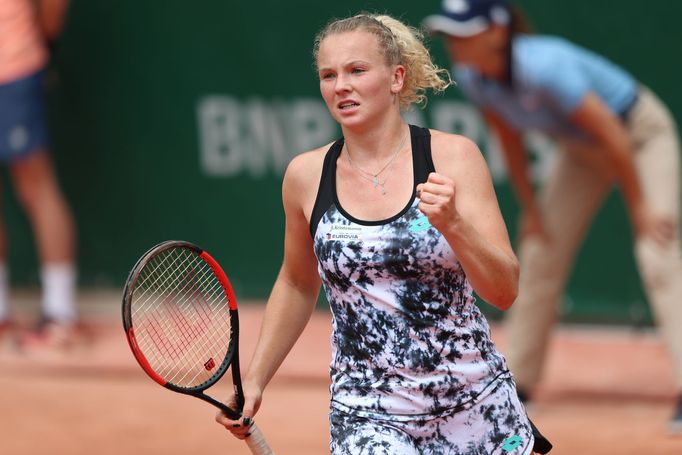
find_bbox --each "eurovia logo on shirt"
[326,224,362,241]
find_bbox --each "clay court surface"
[1,291,682,455]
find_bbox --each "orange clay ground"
[1,290,681,455]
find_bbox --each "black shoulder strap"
[309,139,343,237]
[410,124,435,186]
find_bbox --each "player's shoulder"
[283,142,335,192]
[429,129,482,160]
[429,129,488,179]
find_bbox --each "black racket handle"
[199,393,241,420]
[218,401,242,421]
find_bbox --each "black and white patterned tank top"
[310,125,509,418]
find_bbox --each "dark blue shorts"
[0,70,50,163]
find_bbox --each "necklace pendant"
[372,176,379,187]
[380,186,386,195]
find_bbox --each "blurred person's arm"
[570,92,675,245]
[32,0,69,41]
[483,109,547,241]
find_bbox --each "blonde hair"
[313,13,453,109]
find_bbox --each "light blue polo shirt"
[455,35,638,139]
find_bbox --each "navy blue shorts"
[0,70,50,163]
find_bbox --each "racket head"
[122,240,239,394]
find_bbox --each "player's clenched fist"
[416,172,460,232]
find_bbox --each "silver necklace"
[345,129,408,195]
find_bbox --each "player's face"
[446,25,508,79]
[317,30,403,130]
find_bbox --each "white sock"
[41,263,77,323]
[0,263,8,322]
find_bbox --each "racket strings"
[136,252,229,386]
[131,247,232,388]
[138,250,227,363]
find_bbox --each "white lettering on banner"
[197,96,337,177]
[198,96,243,176]
[431,101,482,139]
[197,96,555,183]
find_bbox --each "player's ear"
[390,65,405,94]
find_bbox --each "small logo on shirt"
[408,216,432,233]
[501,435,523,452]
[326,224,361,241]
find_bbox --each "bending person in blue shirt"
[425,0,682,432]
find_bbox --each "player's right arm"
[241,149,324,404]
[216,148,325,436]
[483,109,547,241]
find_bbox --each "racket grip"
[245,422,274,455]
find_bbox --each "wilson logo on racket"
[204,357,216,371]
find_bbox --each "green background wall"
[4,0,680,324]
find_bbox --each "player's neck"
[342,118,407,162]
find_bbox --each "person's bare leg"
[10,149,77,325]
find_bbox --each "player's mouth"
[338,100,360,110]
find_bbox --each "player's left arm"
[418,131,519,310]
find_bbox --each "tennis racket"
[122,240,273,454]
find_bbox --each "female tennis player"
[423,0,682,432]
[216,13,550,454]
